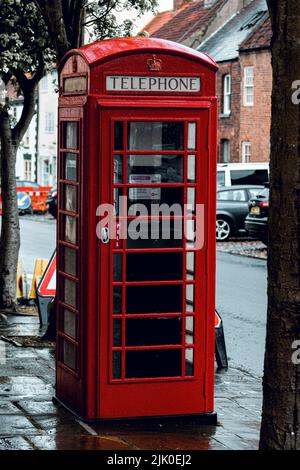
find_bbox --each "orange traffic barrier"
[0,186,52,215]
[17,186,51,214]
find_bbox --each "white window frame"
[45,112,54,133]
[24,159,32,180]
[43,159,50,186]
[242,141,251,163]
[244,66,254,106]
[223,74,231,115]
[221,139,230,163]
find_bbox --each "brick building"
[143,0,272,163]
[200,0,272,163]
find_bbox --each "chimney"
[173,0,192,11]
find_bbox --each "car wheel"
[216,218,232,241]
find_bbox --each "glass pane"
[186,219,195,248]
[64,122,78,149]
[188,123,196,150]
[63,308,76,338]
[185,348,194,376]
[114,122,124,150]
[114,188,122,216]
[187,154,196,182]
[187,188,195,214]
[64,215,77,244]
[126,252,182,281]
[113,319,121,347]
[185,316,194,345]
[126,317,182,346]
[113,286,122,314]
[127,219,183,249]
[126,284,182,314]
[113,351,121,379]
[63,278,77,308]
[186,252,195,280]
[186,284,194,313]
[65,184,77,212]
[114,155,123,184]
[125,349,182,378]
[64,153,77,181]
[63,246,76,276]
[62,339,76,370]
[128,187,184,212]
[113,254,122,282]
[127,155,183,183]
[128,122,184,150]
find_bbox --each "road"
[19,216,56,275]
[2,216,267,377]
[216,251,267,377]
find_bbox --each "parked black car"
[245,186,269,245]
[46,186,57,218]
[216,185,264,241]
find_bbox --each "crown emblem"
[147,55,162,72]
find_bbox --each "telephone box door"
[99,105,210,418]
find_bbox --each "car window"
[248,188,263,199]
[217,171,225,186]
[230,169,269,186]
[257,188,269,198]
[217,189,247,201]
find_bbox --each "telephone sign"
[106,75,201,93]
[56,37,218,421]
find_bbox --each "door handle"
[101,227,110,244]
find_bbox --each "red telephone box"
[56,37,218,421]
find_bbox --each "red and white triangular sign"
[37,250,56,297]
[215,311,221,329]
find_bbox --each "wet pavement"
[216,251,267,377]
[0,313,262,450]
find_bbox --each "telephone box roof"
[60,36,218,71]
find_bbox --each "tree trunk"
[260,0,300,449]
[0,110,20,310]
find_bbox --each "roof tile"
[239,17,272,51]
[148,0,227,45]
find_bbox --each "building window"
[242,141,251,163]
[43,159,50,185]
[244,67,254,106]
[221,139,230,163]
[45,112,54,133]
[223,74,231,115]
[24,159,32,180]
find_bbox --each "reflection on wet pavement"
[0,313,261,450]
